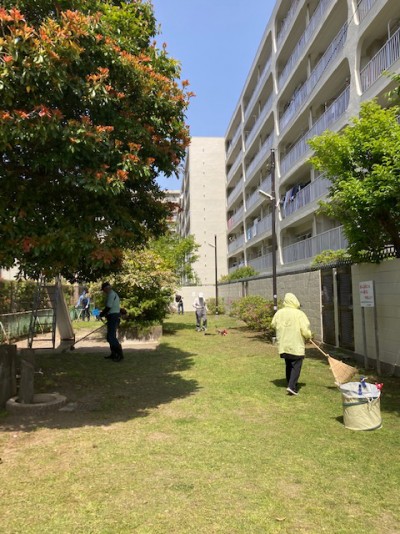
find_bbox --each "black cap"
[101,281,111,290]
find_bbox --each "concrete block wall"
[218,269,322,339]
[352,260,400,375]
[174,285,216,315]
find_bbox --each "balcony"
[276,0,301,46]
[246,175,272,212]
[226,126,242,159]
[227,179,244,207]
[245,94,273,149]
[281,175,330,218]
[282,226,347,264]
[279,23,347,133]
[244,59,272,121]
[278,0,334,90]
[228,234,245,254]
[357,0,378,22]
[280,86,350,176]
[247,214,272,243]
[227,151,243,184]
[248,252,273,273]
[227,205,244,230]
[360,26,400,92]
[245,133,274,180]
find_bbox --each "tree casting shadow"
[0,342,200,432]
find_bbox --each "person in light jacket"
[193,292,208,331]
[271,293,312,396]
[99,282,123,362]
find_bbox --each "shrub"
[219,266,258,282]
[92,249,176,326]
[230,295,275,339]
[311,249,352,268]
[207,297,226,315]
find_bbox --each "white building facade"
[225,0,400,275]
[178,137,228,286]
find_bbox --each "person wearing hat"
[193,292,208,331]
[271,293,312,396]
[100,282,123,362]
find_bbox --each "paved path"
[15,326,159,353]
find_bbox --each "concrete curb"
[6,393,67,415]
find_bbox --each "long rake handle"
[72,321,105,347]
[309,339,330,359]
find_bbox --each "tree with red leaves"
[0,1,191,280]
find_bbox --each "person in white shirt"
[193,293,208,331]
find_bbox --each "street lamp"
[208,235,218,314]
[259,149,278,313]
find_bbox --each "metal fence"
[360,26,400,92]
[0,309,54,343]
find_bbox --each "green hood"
[283,293,300,309]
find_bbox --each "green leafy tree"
[309,100,400,259]
[150,234,200,284]
[0,1,192,280]
[105,248,177,324]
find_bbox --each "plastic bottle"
[358,383,362,395]
[360,376,367,389]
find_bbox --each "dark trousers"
[195,309,207,329]
[282,354,304,391]
[106,313,122,355]
[177,301,184,314]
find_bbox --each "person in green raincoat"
[271,293,312,396]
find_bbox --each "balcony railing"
[280,86,349,175]
[228,233,245,254]
[245,94,273,149]
[244,59,272,121]
[229,262,245,274]
[248,252,273,273]
[357,0,378,22]
[276,0,301,45]
[245,133,274,180]
[227,151,243,183]
[282,175,331,218]
[227,205,244,230]
[227,179,244,207]
[245,174,272,212]
[282,226,347,264]
[279,0,334,90]
[226,126,242,159]
[279,23,347,133]
[360,26,400,92]
[247,214,272,243]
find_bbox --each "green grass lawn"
[1,314,399,533]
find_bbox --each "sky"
[152,0,276,190]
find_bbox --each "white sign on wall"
[359,280,375,308]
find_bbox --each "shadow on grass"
[270,378,307,391]
[0,342,200,432]
[162,320,198,335]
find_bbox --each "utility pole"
[214,234,219,315]
[259,148,278,312]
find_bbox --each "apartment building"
[163,189,181,231]
[178,137,228,286]
[225,0,400,275]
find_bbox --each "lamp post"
[208,235,218,315]
[258,149,278,312]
